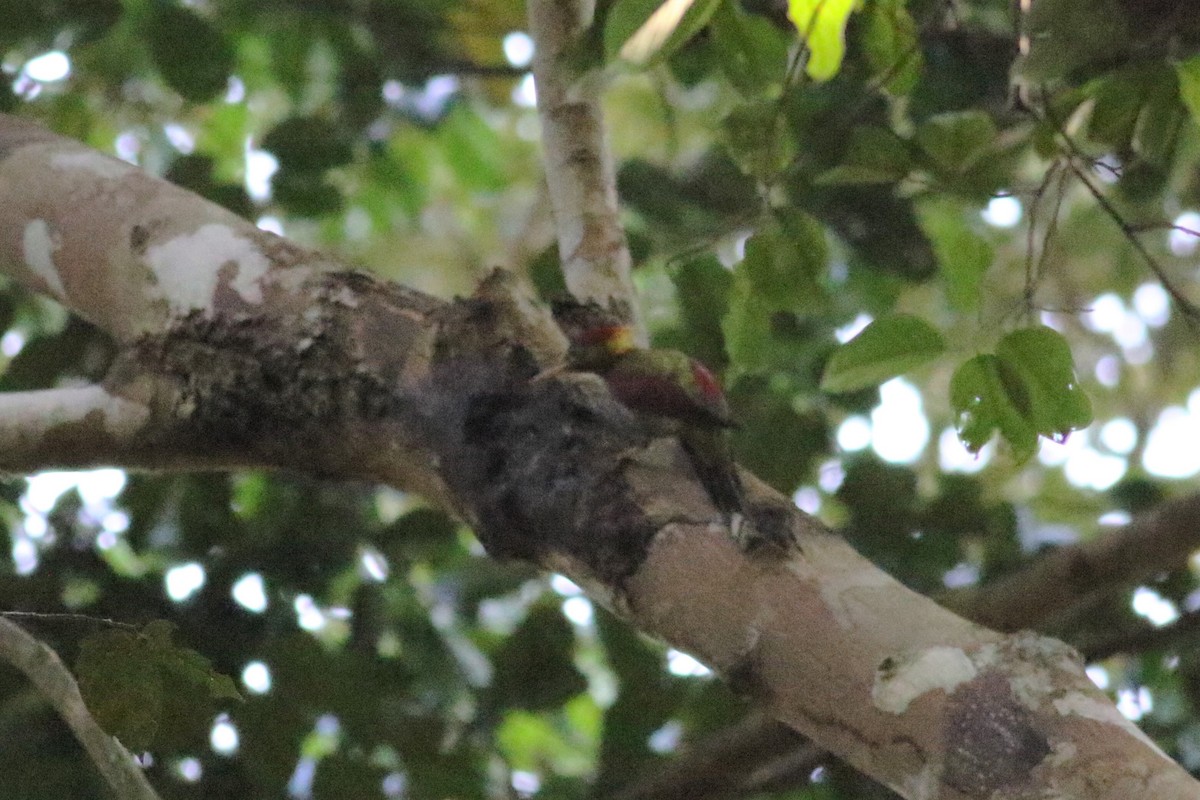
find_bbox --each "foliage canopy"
[4,0,1200,797]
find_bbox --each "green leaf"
[76,620,241,752]
[261,116,353,173]
[165,154,253,218]
[820,314,945,393]
[950,329,1091,461]
[722,277,774,371]
[76,629,164,752]
[440,103,508,192]
[815,126,912,185]
[995,327,1093,441]
[670,254,733,368]
[1131,73,1186,169]
[379,507,462,565]
[915,111,997,176]
[722,100,790,179]
[917,198,993,313]
[786,0,862,81]
[950,354,1038,461]
[724,211,832,373]
[487,604,586,712]
[593,611,687,792]
[271,171,344,217]
[147,8,233,102]
[859,0,922,95]
[1087,65,1160,150]
[1016,0,1128,84]
[729,378,829,490]
[1177,55,1200,129]
[708,0,790,95]
[737,209,828,311]
[606,0,722,66]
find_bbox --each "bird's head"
[568,323,637,368]
[578,324,637,354]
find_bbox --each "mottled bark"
[0,111,1197,800]
[526,0,645,340]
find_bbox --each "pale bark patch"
[786,537,905,632]
[145,223,270,312]
[1053,691,1171,759]
[22,219,66,297]
[872,645,977,714]
[49,150,135,180]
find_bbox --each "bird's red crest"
[690,361,723,401]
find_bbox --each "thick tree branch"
[0,385,163,473]
[944,491,1200,633]
[1,113,1197,799]
[1078,609,1200,662]
[0,116,342,342]
[616,489,1200,800]
[606,711,815,800]
[526,0,645,340]
[0,383,330,475]
[0,618,161,800]
[0,386,148,470]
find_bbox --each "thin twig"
[1128,221,1200,240]
[1024,158,1062,312]
[0,618,161,800]
[1063,156,1200,324]
[0,611,140,633]
[1029,95,1200,322]
[1034,164,1071,298]
[432,60,528,78]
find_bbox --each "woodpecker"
[567,323,747,518]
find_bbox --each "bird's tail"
[679,430,746,515]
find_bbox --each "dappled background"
[5,0,1200,797]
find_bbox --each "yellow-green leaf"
[1177,55,1200,128]
[786,0,863,81]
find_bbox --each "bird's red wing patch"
[604,372,693,419]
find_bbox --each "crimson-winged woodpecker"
[567,323,746,517]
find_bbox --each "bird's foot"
[728,503,796,556]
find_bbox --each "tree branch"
[0,114,338,342]
[526,0,645,340]
[1030,107,1200,324]
[1079,608,1200,662]
[0,618,161,800]
[1,112,1197,799]
[944,491,1200,633]
[606,711,814,800]
[0,384,343,476]
[0,386,149,473]
[615,489,1200,800]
